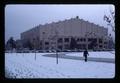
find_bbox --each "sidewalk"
[43,54,115,63]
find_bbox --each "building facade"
[21,16,109,51]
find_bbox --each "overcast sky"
[5,4,115,43]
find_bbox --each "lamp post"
[33,38,36,60]
[55,29,58,64]
[50,25,59,64]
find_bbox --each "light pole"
[53,27,59,64]
[55,30,58,64]
[33,38,36,60]
[50,26,59,64]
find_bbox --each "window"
[77,38,79,41]
[58,38,63,43]
[88,38,92,42]
[104,42,107,44]
[99,45,102,48]
[33,38,35,41]
[80,38,83,42]
[80,38,86,42]
[92,38,97,43]
[64,38,69,42]
[99,39,102,43]
[83,38,86,42]
[88,38,90,41]
[45,42,49,45]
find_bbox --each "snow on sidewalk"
[43,54,115,63]
[65,51,115,59]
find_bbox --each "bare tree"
[70,37,77,50]
[6,37,16,52]
[103,7,115,32]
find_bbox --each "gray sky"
[5,4,115,43]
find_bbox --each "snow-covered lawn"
[5,51,115,78]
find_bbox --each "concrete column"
[87,38,89,50]
[86,37,88,49]
[63,37,65,51]
[42,32,45,50]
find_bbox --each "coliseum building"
[21,16,110,51]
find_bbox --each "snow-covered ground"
[5,51,115,78]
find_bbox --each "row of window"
[39,38,106,46]
[58,38,86,43]
[77,38,86,42]
[58,38,103,43]
[58,38,69,43]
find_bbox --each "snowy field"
[5,51,115,78]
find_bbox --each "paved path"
[43,54,115,64]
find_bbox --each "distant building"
[21,16,112,51]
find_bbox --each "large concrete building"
[21,16,110,51]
